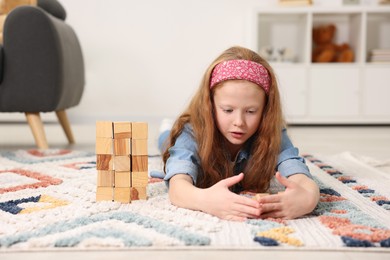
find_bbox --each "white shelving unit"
[250,6,390,124]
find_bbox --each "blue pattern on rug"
[0,195,41,214]
[1,150,389,250]
[254,236,279,246]
[0,211,210,247]
[54,228,152,247]
[304,155,390,211]
[341,236,374,247]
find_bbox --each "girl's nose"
[233,113,244,127]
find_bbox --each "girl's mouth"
[231,132,244,139]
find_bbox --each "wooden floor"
[2,249,390,260]
[1,122,389,159]
[1,122,390,260]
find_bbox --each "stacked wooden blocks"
[96,121,148,203]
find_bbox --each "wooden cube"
[114,138,131,155]
[131,186,147,200]
[253,193,269,201]
[131,139,148,155]
[114,122,132,139]
[96,154,113,170]
[95,121,150,203]
[131,171,148,187]
[129,187,139,200]
[132,122,148,139]
[114,187,131,203]
[96,121,113,138]
[97,170,114,187]
[115,171,131,187]
[114,155,131,171]
[131,155,148,172]
[96,187,113,201]
[96,137,113,154]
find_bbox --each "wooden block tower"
[96,121,148,203]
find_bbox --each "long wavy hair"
[162,46,284,192]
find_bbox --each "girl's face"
[213,80,266,157]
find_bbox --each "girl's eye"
[223,109,233,113]
[247,110,256,114]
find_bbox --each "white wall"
[59,0,278,123]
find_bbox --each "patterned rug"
[0,149,389,251]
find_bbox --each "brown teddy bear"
[312,24,354,63]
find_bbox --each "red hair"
[162,46,284,192]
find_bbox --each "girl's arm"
[168,173,262,221]
[257,172,320,219]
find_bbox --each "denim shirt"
[163,124,311,187]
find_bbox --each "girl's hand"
[200,173,261,221]
[257,172,319,219]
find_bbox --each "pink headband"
[210,59,270,94]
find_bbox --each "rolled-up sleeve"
[276,129,312,179]
[164,125,200,185]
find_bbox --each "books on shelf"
[279,0,313,6]
[369,49,390,63]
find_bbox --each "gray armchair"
[0,0,85,149]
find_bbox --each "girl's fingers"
[236,194,261,208]
[258,194,280,204]
[230,210,260,220]
[220,173,244,188]
[275,172,297,189]
[260,202,283,213]
[226,195,262,219]
[232,202,261,217]
[260,210,286,219]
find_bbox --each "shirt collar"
[235,140,252,163]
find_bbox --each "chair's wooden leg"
[56,110,75,144]
[25,112,49,149]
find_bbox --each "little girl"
[156,46,319,221]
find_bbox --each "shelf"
[257,13,308,63]
[365,62,390,66]
[363,67,390,116]
[310,63,360,68]
[254,5,390,13]
[270,62,307,67]
[366,12,390,62]
[252,5,390,124]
